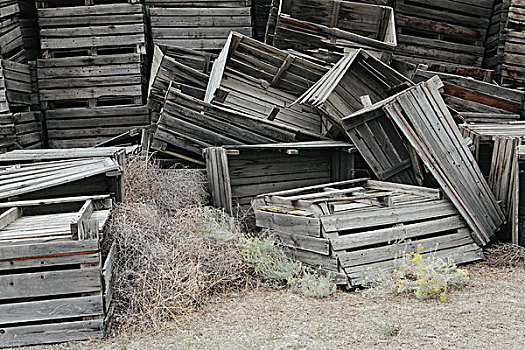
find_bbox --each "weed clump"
[108,158,250,331]
[241,232,336,298]
[362,244,470,301]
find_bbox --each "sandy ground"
[21,263,525,350]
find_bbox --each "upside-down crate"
[392,0,492,67]
[295,49,413,139]
[148,45,209,124]
[37,3,147,58]
[253,179,484,287]
[147,4,253,52]
[151,88,321,164]
[0,196,117,348]
[205,32,329,134]
[413,68,525,122]
[459,121,525,178]
[204,141,361,217]
[272,0,397,63]
[342,76,504,246]
[0,0,25,62]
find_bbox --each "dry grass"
[35,263,525,350]
[107,157,251,332]
[484,242,525,268]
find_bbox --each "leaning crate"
[253,179,484,287]
[0,196,117,348]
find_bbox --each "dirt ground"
[22,263,525,350]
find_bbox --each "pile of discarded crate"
[142,0,525,290]
[2,0,525,346]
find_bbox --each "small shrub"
[240,232,336,297]
[363,244,469,301]
[370,320,402,338]
[289,270,336,298]
[240,232,301,281]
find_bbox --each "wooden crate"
[342,76,505,246]
[253,179,483,286]
[459,122,525,178]
[0,196,116,348]
[44,105,150,148]
[148,45,209,110]
[206,32,329,134]
[37,54,147,109]
[144,0,251,6]
[0,0,25,62]
[392,0,492,67]
[0,156,124,201]
[487,137,522,244]
[37,3,147,58]
[156,44,214,73]
[152,88,321,164]
[273,0,397,62]
[148,6,252,51]
[13,111,43,148]
[204,141,361,216]
[295,49,413,138]
[499,0,525,88]
[413,68,525,120]
[0,59,35,112]
[18,0,41,60]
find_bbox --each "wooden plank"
[255,210,321,237]
[0,320,102,348]
[274,230,330,255]
[0,207,19,229]
[0,268,101,300]
[0,295,103,325]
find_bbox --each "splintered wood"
[253,179,483,287]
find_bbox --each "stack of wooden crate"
[484,0,525,88]
[392,0,493,68]
[0,59,43,151]
[35,0,150,148]
[145,0,253,52]
[17,0,41,61]
[0,0,25,62]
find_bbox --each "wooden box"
[147,6,252,51]
[0,196,116,348]
[0,0,25,62]
[37,3,148,58]
[253,179,483,287]
[413,68,525,121]
[273,0,397,62]
[295,49,413,137]
[205,32,329,134]
[342,76,504,246]
[204,141,361,216]
[392,0,492,67]
[152,88,320,164]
